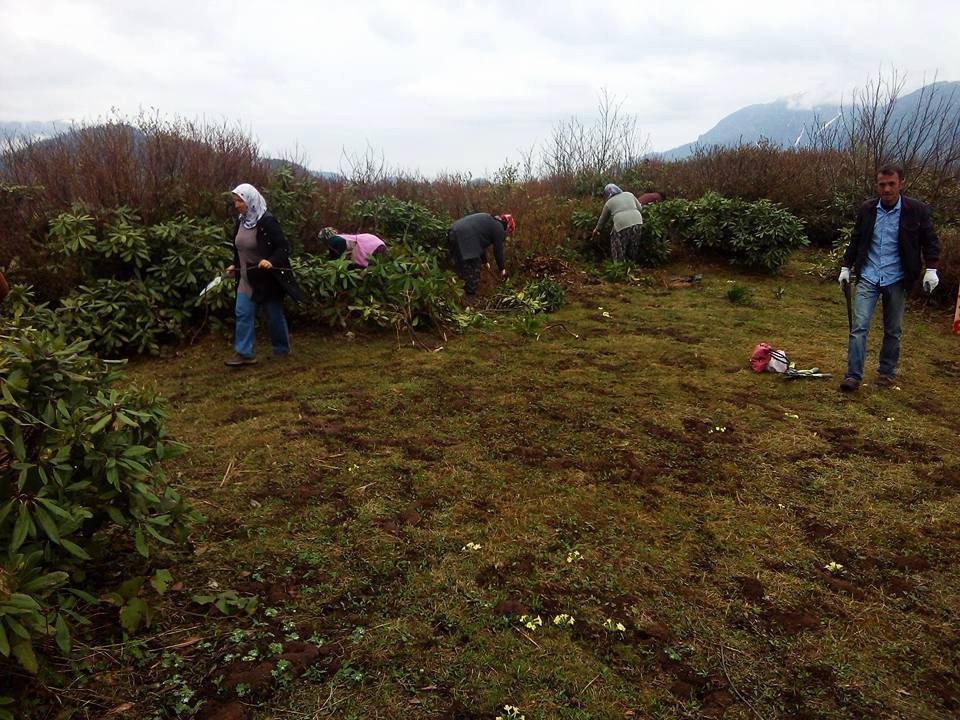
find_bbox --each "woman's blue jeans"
[846,278,906,380]
[234,292,290,358]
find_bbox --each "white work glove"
[922,268,939,293]
[838,267,851,286]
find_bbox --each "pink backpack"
[750,342,789,373]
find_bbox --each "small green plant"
[272,658,294,687]
[726,284,751,305]
[190,590,259,617]
[511,312,545,337]
[599,260,638,283]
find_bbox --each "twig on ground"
[516,627,542,650]
[719,644,766,720]
[579,672,602,695]
[219,457,235,488]
[536,323,580,341]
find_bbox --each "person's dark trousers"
[449,237,481,300]
[461,258,482,299]
[846,278,906,381]
[234,292,291,358]
[620,224,643,262]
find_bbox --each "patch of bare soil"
[762,608,819,635]
[921,670,960,711]
[820,572,868,600]
[636,324,701,345]
[476,553,538,589]
[733,576,765,603]
[199,642,341,720]
[223,408,260,424]
[493,599,530,616]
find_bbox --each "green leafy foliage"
[191,590,259,616]
[489,277,566,314]
[0,307,193,671]
[292,244,460,331]
[351,196,451,250]
[644,193,808,272]
[45,210,233,356]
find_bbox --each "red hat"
[496,214,516,236]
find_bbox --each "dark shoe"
[225,353,257,367]
[875,374,895,387]
[270,352,290,361]
[839,377,860,392]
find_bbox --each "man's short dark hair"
[878,162,904,179]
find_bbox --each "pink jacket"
[339,233,386,268]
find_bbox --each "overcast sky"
[2,0,957,176]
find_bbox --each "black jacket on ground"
[842,195,940,282]
[448,213,506,270]
[231,213,305,303]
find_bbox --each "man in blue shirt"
[838,163,940,391]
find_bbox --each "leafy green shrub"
[264,166,324,255]
[643,193,808,272]
[45,208,233,356]
[351,196,451,249]
[0,308,192,671]
[292,244,460,331]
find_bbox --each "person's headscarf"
[318,227,339,241]
[495,213,516,236]
[232,183,268,229]
[603,183,622,199]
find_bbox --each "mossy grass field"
[31,252,960,719]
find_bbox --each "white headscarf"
[232,183,268,229]
[603,183,623,199]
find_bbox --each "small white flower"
[824,561,844,573]
[602,311,612,318]
[566,550,583,563]
[602,618,626,632]
[462,542,482,552]
[553,613,575,627]
[886,417,894,422]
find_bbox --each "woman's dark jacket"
[231,213,305,303]
[842,195,940,281]
[448,213,506,270]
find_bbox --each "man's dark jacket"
[448,213,506,270]
[842,194,940,281]
[231,213,305,303]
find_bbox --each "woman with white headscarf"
[224,183,304,367]
[592,183,644,263]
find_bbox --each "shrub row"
[614,193,809,272]
[0,302,192,673]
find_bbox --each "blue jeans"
[234,292,290,358]
[846,278,906,380]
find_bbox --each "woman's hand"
[258,259,273,269]
[225,265,236,277]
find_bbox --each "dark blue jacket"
[842,195,940,282]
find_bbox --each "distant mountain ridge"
[4,80,958,170]
[660,80,960,159]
